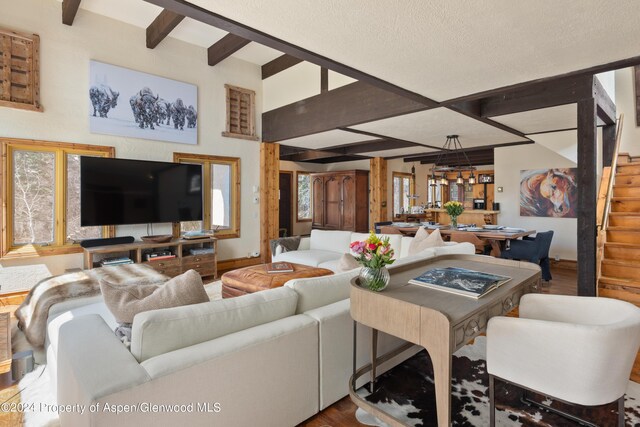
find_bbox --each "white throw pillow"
[408,228,444,255]
[337,253,361,272]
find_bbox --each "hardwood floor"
[297,265,578,427]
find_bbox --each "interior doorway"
[279,171,293,237]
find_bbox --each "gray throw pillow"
[269,236,301,257]
[100,269,209,324]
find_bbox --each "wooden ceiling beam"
[323,139,417,155]
[143,0,438,106]
[62,0,82,25]
[593,76,616,125]
[262,54,303,79]
[280,149,348,162]
[208,33,251,66]
[146,9,185,49]
[403,141,534,163]
[263,81,431,142]
[467,75,594,119]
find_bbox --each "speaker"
[80,236,135,248]
[12,350,34,381]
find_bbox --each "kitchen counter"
[426,209,499,225]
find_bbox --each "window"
[174,153,240,239]
[0,28,41,112]
[428,184,442,207]
[296,172,312,221]
[1,138,114,257]
[222,84,258,141]
[392,172,414,216]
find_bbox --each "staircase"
[598,153,640,382]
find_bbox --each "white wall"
[494,142,578,260]
[615,67,640,156]
[0,0,263,288]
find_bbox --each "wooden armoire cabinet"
[311,170,369,232]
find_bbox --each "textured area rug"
[356,336,640,426]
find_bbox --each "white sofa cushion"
[274,249,342,267]
[434,242,475,256]
[309,230,353,252]
[350,233,403,259]
[285,269,359,314]
[130,286,298,362]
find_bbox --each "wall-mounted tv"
[80,157,203,226]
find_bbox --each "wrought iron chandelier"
[428,134,476,187]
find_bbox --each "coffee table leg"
[370,328,378,393]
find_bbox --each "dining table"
[390,223,536,257]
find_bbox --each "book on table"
[408,267,511,298]
[265,262,294,273]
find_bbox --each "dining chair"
[379,225,402,235]
[487,294,640,426]
[449,231,492,255]
[373,221,393,233]
[500,230,554,281]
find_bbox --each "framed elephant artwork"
[89,60,197,145]
[520,168,577,218]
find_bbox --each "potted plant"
[444,201,464,228]
[349,232,395,291]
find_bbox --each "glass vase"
[450,215,458,228]
[359,266,390,292]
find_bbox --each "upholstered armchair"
[487,294,640,426]
[500,230,554,281]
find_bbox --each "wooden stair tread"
[613,183,640,188]
[601,258,640,266]
[608,212,640,216]
[613,172,640,177]
[599,276,640,289]
[604,242,640,248]
[611,197,640,201]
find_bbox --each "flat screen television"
[80,157,203,226]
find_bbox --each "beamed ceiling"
[58,0,637,163]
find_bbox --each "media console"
[82,237,217,279]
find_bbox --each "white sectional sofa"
[273,229,470,271]
[47,231,475,427]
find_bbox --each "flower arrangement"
[444,201,464,228]
[444,201,464,217]
[349,231,395,269]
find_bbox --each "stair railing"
[599,113,624,232]
[596,114,624,292]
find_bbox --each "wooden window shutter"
[222,84,258,141]
[0,28,41,112]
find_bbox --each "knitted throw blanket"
[15,264,168,348]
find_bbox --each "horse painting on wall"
[520,168,578,218]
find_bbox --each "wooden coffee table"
[221,263,333,298]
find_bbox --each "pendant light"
[429,134,475,188]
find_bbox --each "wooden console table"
[349,254,541,426]
[83,237,217,279]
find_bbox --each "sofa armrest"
[298,237,311,250]
[57,315,150,415]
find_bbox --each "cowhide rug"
[356,336,640,426]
